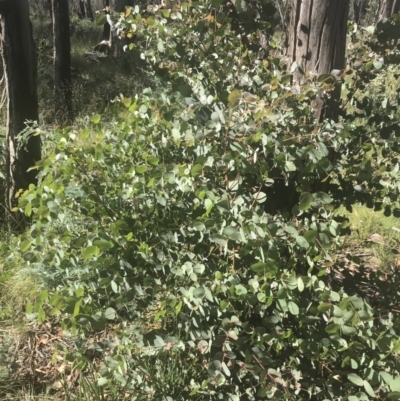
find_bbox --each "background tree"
[287,0,350,121]
[0,0,41,213]
[80,0,94,19]
[79,0,86,17]
[379,0,400,18]
[52,0,73,123]
[87,0,94,19]
[351,0,368,23]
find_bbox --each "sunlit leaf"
[348,373,364,386]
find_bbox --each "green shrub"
[10,3,400,401]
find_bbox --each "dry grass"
[338,205,400,272]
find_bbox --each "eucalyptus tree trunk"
[52,0,73,123]
[379,0,400,18]
[81,0,93,19]
[79,0,86,17]
[287,0,350,122]
[0,0,41,212]
[86,0,94,19]
[351,0,368,23]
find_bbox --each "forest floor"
[32,15,154,127]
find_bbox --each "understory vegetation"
[1,1,400,400]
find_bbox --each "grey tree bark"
[0,0,41,212]
[379,0,400,18]
[85,0,94,19]
[351,0,368,23]
[52,0,73,123]
[79,0,86,17]
[287,0,350,122]
[79,0,93,19]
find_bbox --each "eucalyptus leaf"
[363,380,375,397]
[299,193,313,211]
[348,373,364,386]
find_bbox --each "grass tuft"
[338,205,400,271]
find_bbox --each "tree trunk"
[379,0,400,18]
[84,0,93,20]
[0,0,41,212]
[52,0,73,123]
[287,0,350,122]
[351,0,367,23]
[79,0,85,18]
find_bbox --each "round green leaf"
[325,324,340,334]
[380,372,394,384]
[378,337,392,353]
[284,277,298,290]
[349,297,364,309]
[314,192,332,204]
[95,13,106,26]
[221,361,231,377]
[210,234,227,246]
[318,302,332,312]
[223,226,239,239]
[299,193,313,211]
[363,380,375,397]
[98,377,108,386]
[253,192,267,204]
[250,262,267,273]
[161,8,170,18]
[82,245,100,259]
[219,300,229,310]
[105,307,116,320]
[296,236,309,248]
[147,156,159,166]
[342,325,357,336]
[390,378,400,392]
[111,280,119,294]
[136,165,147,174]
[228,90,242,105]
[193,221,206,231]
[257,292,266,302]
[348,373,364,386]
[25,202,32,217]
[93,240,113,251]
[157,40,165,52]
[288,301,299,316]
[91,114,101,124]
[193,287,205,298]
[339,297,351,310]
[333,305,343,317]
[235,284,247,295]
[191,164,203,177]
[20,239,31,253]
[303,230,318,243]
